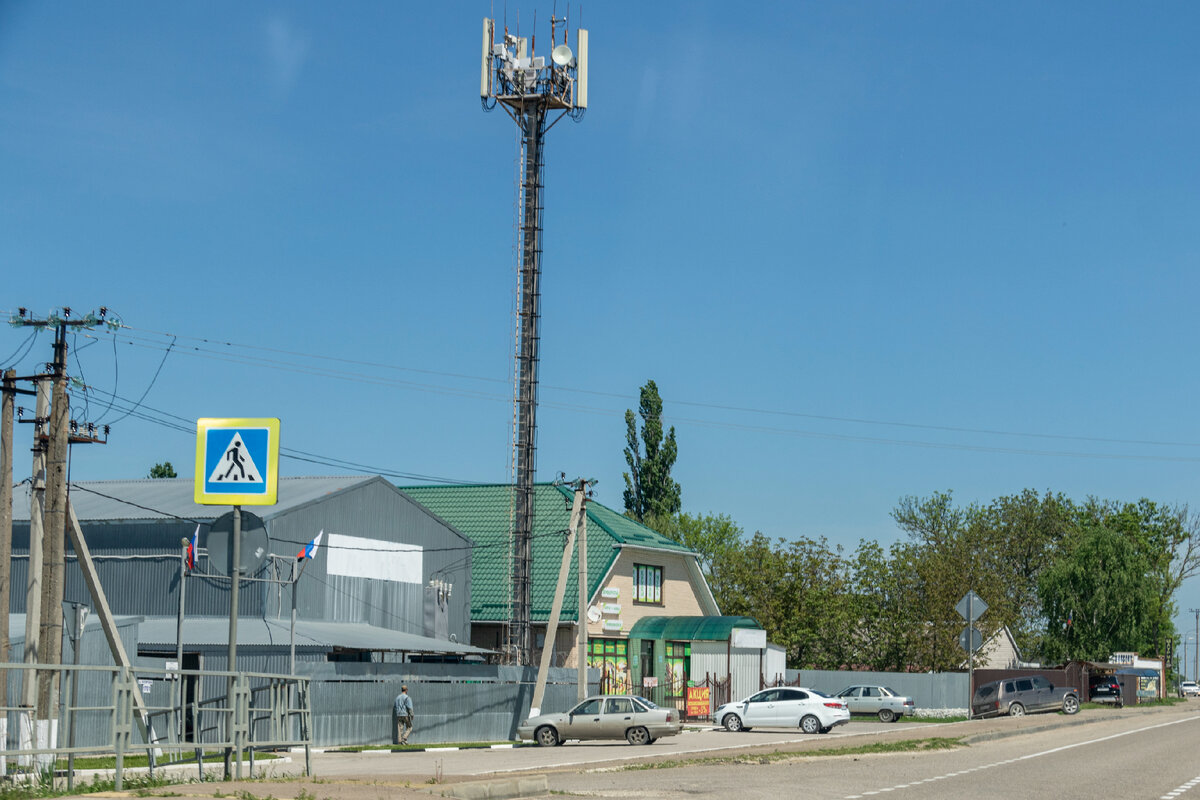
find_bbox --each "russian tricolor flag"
[187,524,199,571]
[297,530,324,561]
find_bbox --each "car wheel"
[800,715,822,734]
[1008,703,1026,717]
[877,708,896,723]
[1062,695,1079,715]
[722,713,744,732]
[534,725,559,747]
[625,726,651,745]
[1116,698,1124,709]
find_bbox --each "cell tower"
[480,13,588,665]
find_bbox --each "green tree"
[1073,498,1194,656]
[849,539,923,671]
[147,462,177,479]
[711,532,853,669]
[971,490,1076,657]
[657,512,742,580]
[622,380,680,529]
[1037,522,1157,662]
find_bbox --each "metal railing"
[0,662,311,790]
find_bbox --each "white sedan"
[713,687,850,734]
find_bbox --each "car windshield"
[635,696,658,709]
[883,687,898,696]
[809,689,831,698]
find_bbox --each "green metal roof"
[627,616,761,641]
[399,483,695,623]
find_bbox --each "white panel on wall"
[327,533,422,583]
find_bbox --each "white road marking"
[1160,775,1200,799]
[845,716,1199,799]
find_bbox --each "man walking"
[394,684,414,745]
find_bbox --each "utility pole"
[1,368,30,773]
[1,369,23,666]
[38,326,70,715]
[21,377,48,734]
[577,485,589,702]
[480,15,588,664]
[9,308,114,741]
[1191,608,1199,684]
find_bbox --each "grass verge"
[615,737,964,771]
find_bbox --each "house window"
[633,564,662,604]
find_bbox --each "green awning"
[627,616,761,641]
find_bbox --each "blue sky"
[4,2,1200,651]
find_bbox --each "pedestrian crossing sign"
[194,418,280,505]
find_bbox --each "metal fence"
[783,669,971,714]
[301,662,597,746]
[0,661,311,790]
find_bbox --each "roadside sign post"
[957,590,988,719]
[194,418,279,780]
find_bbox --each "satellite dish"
[587,605,602,623]
[206,510,270,576]
[552,44,575,67]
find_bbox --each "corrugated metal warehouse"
[12,476,484,672]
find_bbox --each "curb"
[959,703,1178,745]
[422,774,548,800]
[301,743,531,755]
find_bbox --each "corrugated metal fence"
[302,662,598,746]
[786,669,970,714]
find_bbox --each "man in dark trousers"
[394,684,414,745]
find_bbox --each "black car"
[1088,674,1123,707]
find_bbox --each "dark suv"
[972,675,1081,718]
[1088,674,1123,707]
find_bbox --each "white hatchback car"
[1182,680,1200,697]
[713,687,850,734]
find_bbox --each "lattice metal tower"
[480,14,588,665]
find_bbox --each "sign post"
[194,418,279,780]
[956,590,988,719]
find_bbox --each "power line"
[98,324,1200,450]
[68,481,571,556]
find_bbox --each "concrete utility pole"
[1191,608,1199,683]
[38,327,70,715]
[9,307,115,742]
[21,379,48,726]
[1,370,17,668]
[577,494,589,702]
[529,485,585,716]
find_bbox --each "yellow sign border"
[194,417,280,505]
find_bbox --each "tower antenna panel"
[481,18,495,98]
[575,28,588,108]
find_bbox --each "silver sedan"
[517,695,682,746]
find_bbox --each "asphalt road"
[544,705,1200,800]
[86,701,1200,800]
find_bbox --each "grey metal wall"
[301,662,598,746]
[273,480,472,640]
[787,669,970,712]
[10,479,473,642]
